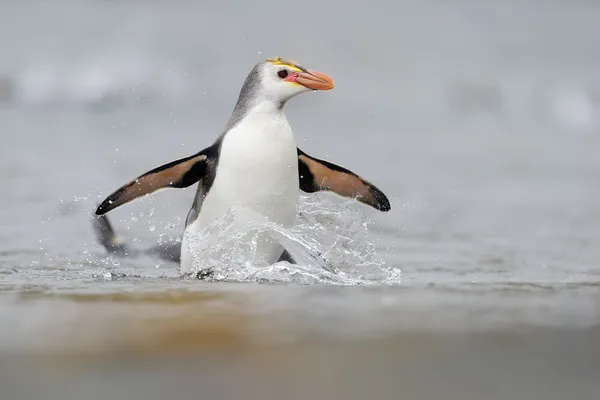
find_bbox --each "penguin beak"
[293,70,335,90]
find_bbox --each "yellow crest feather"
[266,56,304,72]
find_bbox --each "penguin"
[94,57,390,273]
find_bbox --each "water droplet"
[149,225,155,232]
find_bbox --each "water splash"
[182,194,401,286]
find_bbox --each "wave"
[0,56,189,110]
[1,57,597,132]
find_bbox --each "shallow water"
[1,0,600,398]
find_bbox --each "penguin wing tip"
[379,196,391,212]
[379,202,391,212]
[370,187,391,212]
[95,200,111,216]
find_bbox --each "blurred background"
[1,0,599,399]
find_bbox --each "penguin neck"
[228,97,289,134]
[245,98,285,118]
[226,86,290,132]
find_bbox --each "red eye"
[277,69,289,79]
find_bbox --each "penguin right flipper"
[96,145,215,216]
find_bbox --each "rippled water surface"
[1,0,600,398]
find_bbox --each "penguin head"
[258,56,335,104]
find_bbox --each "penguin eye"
[277,69,289,79]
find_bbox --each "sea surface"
[1,0,599,399]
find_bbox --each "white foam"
[182,194,401,286]
[10,57,188,108]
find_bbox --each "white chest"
[180,108,300,272]
[194,109,299,230]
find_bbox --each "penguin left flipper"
[297,148,391,212]
[95,145,215,216]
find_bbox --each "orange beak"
[293,70,335,90]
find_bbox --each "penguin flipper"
[296,148,391,212]
[96,146,214,216]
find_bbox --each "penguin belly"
[180,119,299,274]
